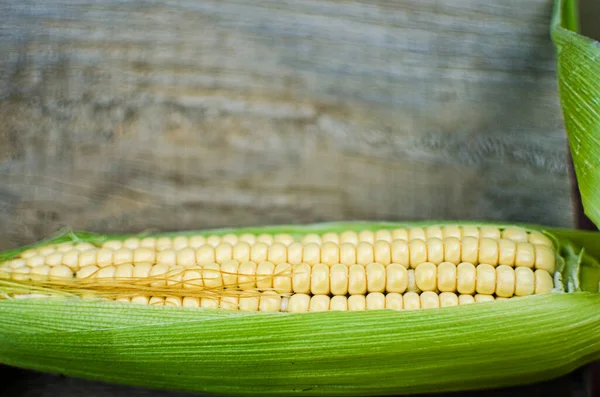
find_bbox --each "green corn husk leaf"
[1,221,599,396]
[552,0,600,229]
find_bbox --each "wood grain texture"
[0,1,581,395]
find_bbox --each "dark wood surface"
[0,0,596,396]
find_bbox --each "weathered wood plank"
[0,0,572,253]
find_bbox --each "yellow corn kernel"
[330,264,349,295]
[385,293,403,310]
[320,242,339,266]
[356,242,374,266]
[391,239,409,268]
[409,239,427,268]
[348,295,366,311]
[268,242,288,264]
[309,295,331,312]
[340,242,357,266]
[415,262,437,292]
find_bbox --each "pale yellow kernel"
[221,259,240,288]
[461,236,479,264]
[408,227,426,241]
[113,248,133,265]
[425,226,443,240]
[30,265,51,278]
[340,242,357,266]
[11,266,31,281]
[406,269,421,293]
[348,264,367,295]
[122,238,140,250]
[385,293,403,310]
[169,266,184,288]
[238,233,256,245]
[403,292,421,310]
[498,238,517,266]
[233,242,251,263]
[535,269,554,294]
[239,296,260,311]
[131,296,150,305]
[267,242,288,264]
[259,292,282,312]
[426,238,444,265]
[287,294,311,312]
[479,238,499,266]
[183,269,203,288]
[458,294,475,305]
[250,242,269,263]
[140,237,157,249]
[149,297,165,306]
[374,240,391,266]
[76,265,98,279]
[534,245,556,273]
[330,264,349,295]
[202,262,223,289]
[356,242,375,266]
[292,263,312,293]
[256,233,274,245]
[189,235,207,248]
[206,235,222,247]
[515,267,535,296]
[220,296,239,310]
[374,229,393,243]
[442,225,462,239]
[77,249,97,271]
[201,297,219,308]
[215,243,234,263]
[502,227,528,243]
[456,262,476,295]
[330,295,348,311]
[309,295,331,312]
[301,233,321,245]
[96,248,114,268]
[149,263,169,287]
[415,262,437,292]
[366,292,386,310]
[476,264,496,295]
[386,263,408,293]
[528,231,553,247]
[461,226,480,238]
[27,255,46,268]
[133,263,153,279]
[515,242,535,268]
[366,263,386,293]
[301,243,320,265]
[496,265,516,298]
[480,226,501,239]
[348,295,366,311]
[358,230,375,245]
[238,261,258,289]
[134,247,156,264]
[439,292,459,308]
[409,239,427,268]
[103,240,123,250]
[74,242,96,252]
[437,262,457,292]
[182,297,200,308]
[38,246,56,256]
[156,249,177,266]
[20,249,38,259]
[256,261,276,290]
[340,230,359,245]
[475,294,495,303]
[115,263,134,279]
[311,263,330,295]
[420,291,440,309]
[273,263,292,293]
[96,265,115,279]
[286,242,303,265]
[320,242,340,266]
[274,233,295,246]
[176,247,196,268]
[155,237,173,251]
[165,296,183,307]
[196,245,216,264]
[48,264,72,278]
[56,242,74,253]
[43,253,62,267]
[391,228,409,241]
[222,234,239,246]
[391,240,409,268]
[442,237,461,265]
[7,259,26,269]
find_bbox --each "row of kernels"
[414,262,553,297]
[18,242,97,259]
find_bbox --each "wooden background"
[0,0,595,396]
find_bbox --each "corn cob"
[0,222,598,397]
